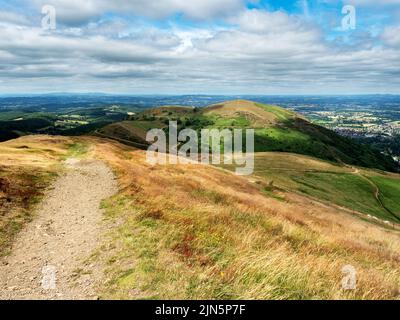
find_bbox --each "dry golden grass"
[87,137,400,300]
[0,135,73,168]
[0,135,75,255]
[254,152,352,173]
[1,135,399,299]
[203,100,283,127]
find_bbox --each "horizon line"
[1,92,400,97]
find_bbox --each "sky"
[0,0,399,94]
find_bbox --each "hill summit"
[202,99,296,126]
[97,100,398,172]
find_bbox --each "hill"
[220,152,400,223]
[98,100,398,172]
[95,100,400,223]
[1,135,399,299]
[0,105,133,142]
[202,99,296,126]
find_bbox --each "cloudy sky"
[0,0,399,94]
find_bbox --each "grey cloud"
[0,10,31,25]
[0,5,399,93]
[30,0,245,26]
[382,26,400,47]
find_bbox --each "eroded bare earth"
[0,158,117,300]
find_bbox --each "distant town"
[303,110,400,164]
[306,111,400,138]
[274,96,400,163]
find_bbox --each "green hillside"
[224,152,400,223]
[98,100,398,172]
[94,100,400,224]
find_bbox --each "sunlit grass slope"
[1,135,399,300]
[88,138,400,300]
[222,152,400,223]
[102,100,398,172]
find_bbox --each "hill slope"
[0,135,399,300]
[95,100,400,224]
[99,100,398,172]
[204,100,397,171]
[220,152,400,223]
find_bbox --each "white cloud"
[321,0,400,6]
[198,10,323,57]
[234,9,297,33]
[382,25,400,47]
[0,4,399,93]
[347,0,400,6]
[0,10,31,25]
[31,0,245,25]
[32,0,100,25]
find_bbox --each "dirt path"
[0,158,118,300]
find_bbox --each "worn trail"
[0,158,117,300]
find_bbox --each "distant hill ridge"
[97,100,398,172]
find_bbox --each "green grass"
[125,120,165,131]
[209,116,251,128]
[99,194,237,299]
[254,127,311,152]
[368,175,400,220]
[262,189,286,202]
[256,103,295,121]
[85,138,400,300]
[221,152,400,223]
[99,194,324,300]
[64,142,89,159]
[96,101,398,172]
[291,172,387,218]
[98,120,166,147]
[95,147,400,300]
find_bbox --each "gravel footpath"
[0,158,118,300]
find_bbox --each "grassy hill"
[0,112,57,142]
[90,137,400,299]
[98,100,398,172]
[204,100,398,171]
[94,100,400,224]
[220,152,400,224]
[2,101,399,299]
[0,135,399,299]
